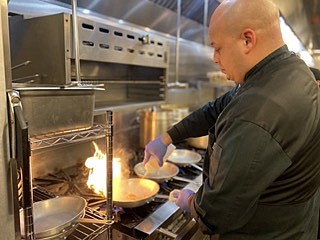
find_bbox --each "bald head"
[208,0,285,83]
[210,0,283,47]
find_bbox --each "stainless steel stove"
[32,144,205,240]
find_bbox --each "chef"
[143,0,320,239]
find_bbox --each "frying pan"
[20,196,86,239]
[167,149,203,171]
[134,162,179,183]
[113,178,160,208]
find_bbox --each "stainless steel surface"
[187,135,209,149]
[134,162,179,183]
[15,87,95,136]
[20,196,87,239]
[10,13,72,85]
[134,173,202,235]
[105,111,113,220]
[71,0,81,84]
[9,13,169,85]
[273,0,319,51]
[8,0,216,87]
[0,0,18,238]
[175,0,181,84]
[113,178,160,208]
[30,124,105,150]
[39,0,211,44]
[14,96,34,240]
[168,149,202,166]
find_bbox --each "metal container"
[139,109,174,148]
[15,87,95,136]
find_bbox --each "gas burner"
[33,164,105,203]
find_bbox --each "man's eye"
[215,48,221,53]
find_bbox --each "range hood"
[10,0,320,66]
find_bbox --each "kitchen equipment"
[113,178,160,208]
[168,149,202,170]
[134,162,179,183]
[15,86,95,136]
[139,108,175,147]
[20,196,87,239]
[187,135,209,149]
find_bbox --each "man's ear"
[241,28,255,53]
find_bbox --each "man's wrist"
[161,132,172,145]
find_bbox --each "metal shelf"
[30,124,106,151]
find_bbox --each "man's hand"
[174,189,195,212]
[143,136,167,167]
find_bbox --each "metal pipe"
[105,111,113,221]
[14,104,34,240]
[175,0,181,84]
[203,0,209,46]
[71,0,81,84]
[11,60,31,71]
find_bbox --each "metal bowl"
[167,149,202,166]
[113,178,160,208]
[134,162,179,183]
[20,196,86,239]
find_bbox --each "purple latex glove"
[143,136,167,167]
[176,189,195,212]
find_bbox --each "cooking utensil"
[167,149,202,167]
[113,178,160,208]
[134,162,179,183]
[20,196,86,239]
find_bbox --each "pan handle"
[76,218,114,225]
[190,163,203,172]
[172,176,200,186]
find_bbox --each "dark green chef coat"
[167,45,320,240]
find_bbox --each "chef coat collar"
[244,44,291,82]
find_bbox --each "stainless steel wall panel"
[0,0,17,238]
[10,13,169,87]
[10,13,71,85]
[76,17,169,68]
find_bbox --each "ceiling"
[149,0,320,53]
[17,0,320,55]
[273,0,320,52]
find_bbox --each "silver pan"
[167,149,203,171]
[113,178,160,208]
[134,162,179,183]
[20,196,86,239]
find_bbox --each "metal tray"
[15,87,95,136]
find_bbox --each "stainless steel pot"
[139,108,174,147]
[20,196,87,239]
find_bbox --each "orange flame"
[85,142,122,197]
